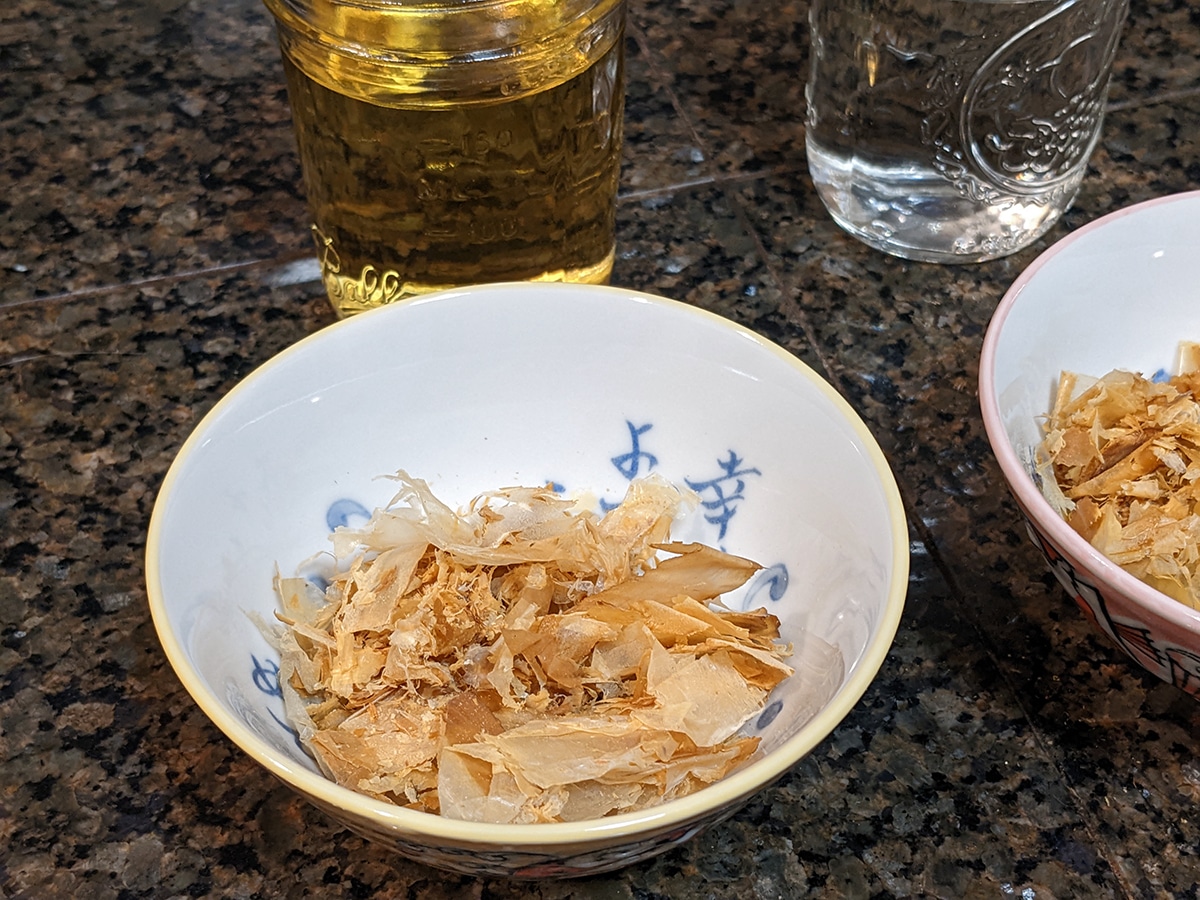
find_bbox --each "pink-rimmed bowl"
[980,191,1200,696]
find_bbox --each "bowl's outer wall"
[982,192,1200,695]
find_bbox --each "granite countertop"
[3,0,1200,897]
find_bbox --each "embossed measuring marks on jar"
[805,0,1128,262]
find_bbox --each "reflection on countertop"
[2,0,1199,896]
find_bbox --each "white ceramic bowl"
[146,282,909,877]
[981,191,1200,696]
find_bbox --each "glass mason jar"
[262,0,628,315]
[805,0,1128,263]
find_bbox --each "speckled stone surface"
[3,0,1200,897]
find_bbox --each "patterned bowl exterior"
[302,785,748,877]
[1017,501,1200,696]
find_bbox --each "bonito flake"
[268,472,793,823]
[1038,342,1200,609]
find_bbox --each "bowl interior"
[147,282,908,840]
[982,192,1200,636]
[987,192,1200,474]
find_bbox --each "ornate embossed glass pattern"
[805,0,1128,262]
[264,0,626,316]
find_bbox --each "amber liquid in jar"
[279,5,625,316]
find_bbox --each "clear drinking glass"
[262,0,627,316]
[805,0,1128,263]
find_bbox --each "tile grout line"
[2,168,780,315]
[0,251,316,312]
[1106,85,1200,113]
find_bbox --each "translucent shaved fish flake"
[269,473,810,823]
[1038,346,1200,609]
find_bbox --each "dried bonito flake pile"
[1038,342,1200,609]
[268,472,793,823]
